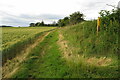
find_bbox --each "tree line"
[0,25,13,27]
[29,21,58,27]
[58,11,84,27]
[29,11,85,27]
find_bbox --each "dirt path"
[57,31,83,64]
[2,31,51,78]
[58,33,72,60]
[57,31,79,62]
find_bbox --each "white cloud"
[0,0,119,26]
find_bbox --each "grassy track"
[3,31,51,78]
[11,30,69,78]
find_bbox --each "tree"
[29,23,35,27]
[69,11,84,25]
[63,17,70,25]
[41,21,44,26]
[58,17,70,27]
[35,22,41,26]
[58,19,65,27]
[58,12,84,27]
[99,9,120,26]
[34,21,44,27]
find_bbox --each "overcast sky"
[0,0,119,27]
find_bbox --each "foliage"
[58,17,70,27]
[29,21,58,27]
[29,23,35,27]
[29,11,84,27]
[0,25,13,27]
[58,11,84,27]
[69,11,84,25]
[30,21,45,27]
[99,8,120,26]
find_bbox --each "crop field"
[2,27,55,50]
[2,27,56,64]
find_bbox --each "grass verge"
[59,21,119,78]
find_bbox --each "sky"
[0,0,119,27]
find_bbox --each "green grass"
[62,20,118,57]
[60,20,119,78]
[9,20,119,78]
[12,30,69,78]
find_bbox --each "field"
[2,27,56,64]
[2,27,56,50]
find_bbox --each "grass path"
[58,32,73,58]
[11,30,69,78]
[2,31,51,78]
